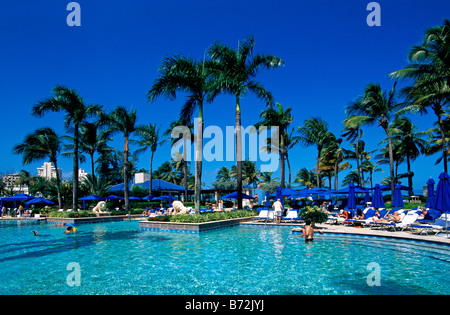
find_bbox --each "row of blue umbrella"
[79,194,176,209]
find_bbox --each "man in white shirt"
[272,198,284,224]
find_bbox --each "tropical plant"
[13,127,64,209]
[133,123,162,196]
[299,207,328,224]
[297,117,334,187]
[209,35,283,209]
[163,118,194,201]
[106,105,138,216]
[386,116,428,190]
[32,85,102,210]
[148,55,216,214]
[345,82,405,197]
[390,19,450,171]
[255,103,296,188]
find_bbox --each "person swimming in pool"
[292,220,323,242]
[65,226,78,234]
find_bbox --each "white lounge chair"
[282,209,299,221]
[409,213,450,235]
[252,209,269,221]
[368,210,417,231]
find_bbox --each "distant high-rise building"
[37,162,62,180]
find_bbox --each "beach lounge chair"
[409,213,450,235]
[346,208,376,226]
[252,209,269,221]
[367,210,419,231]
[281,209,299,221]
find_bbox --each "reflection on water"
[0,222,449,294]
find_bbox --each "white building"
[2,173,29,194]
[135,172,150,184]
[37,162,62,180]
[78,168,89,181]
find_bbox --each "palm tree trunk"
[356,129,362,186]
[149,151,154,196]
[316,147,321,187]
[73,123,79,211]
[280,134,286,189]
[286,151,292,187]
[194,102,204,214]
[384,127,395,199]
[183,136,188,202]
[124,136,130,219]
[90,153,96,194]
[53,159,63,209]
[438,114,448,173]
[236,96,243,209]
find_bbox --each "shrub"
[299,207,328,224]
[147,210,257,223]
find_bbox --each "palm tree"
[293,167,322,188]
[342,114,364,185]
[242,159,261,188]
[209,35,283,209]
[148,55,216,214]
[345,82,404,198]
[297,117,334,188]
[255,103,295,188]
[390,19,450,171]
[388,116,428,191]
[162,118,194,201]
[361,160,384,189]
[133,123,161,196]
[13,127,63,209]
[32,85,102,210]
[64,120,111,194]
[106,106,138,217]
[216,166,232,181]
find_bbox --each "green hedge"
[147,210,257,223]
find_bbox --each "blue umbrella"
[371,184,385,209]
[347,182,356,216]
[364,189,371,205]
[78,195,103,209]
[434,172,450,237]
[25,197,54,210]
[221,192,254,199]
[142,195,155,201]
[264,191,271,208]
[105,195,124,200]
[129,196,142,200]
[391,184,404,208]
[425,178,435,210]
[276,186,284,208]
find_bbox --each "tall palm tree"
[32,85,102,210]
[342,114,364,185]
[148,55,216,214]
[345,82,404,198]
[385,116,428,190]
[13,127,63,209]
[133,123,161,196]
[255,103,295,188]
[107,106,138,217]
[297,117,334,188]
[390,19,450,171]
[163,118,194,201]
[216,166,232,181]
[209,35,283,209]
[63,120,111,194]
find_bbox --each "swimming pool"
[0,221,449,294]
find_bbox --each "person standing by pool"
[292,220,323,242]
[273,198,283,224]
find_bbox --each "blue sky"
[0,0,449,194]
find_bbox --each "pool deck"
[241,220,450,245]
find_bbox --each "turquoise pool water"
[0,221,449,295]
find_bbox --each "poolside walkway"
[241,220,450,245]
